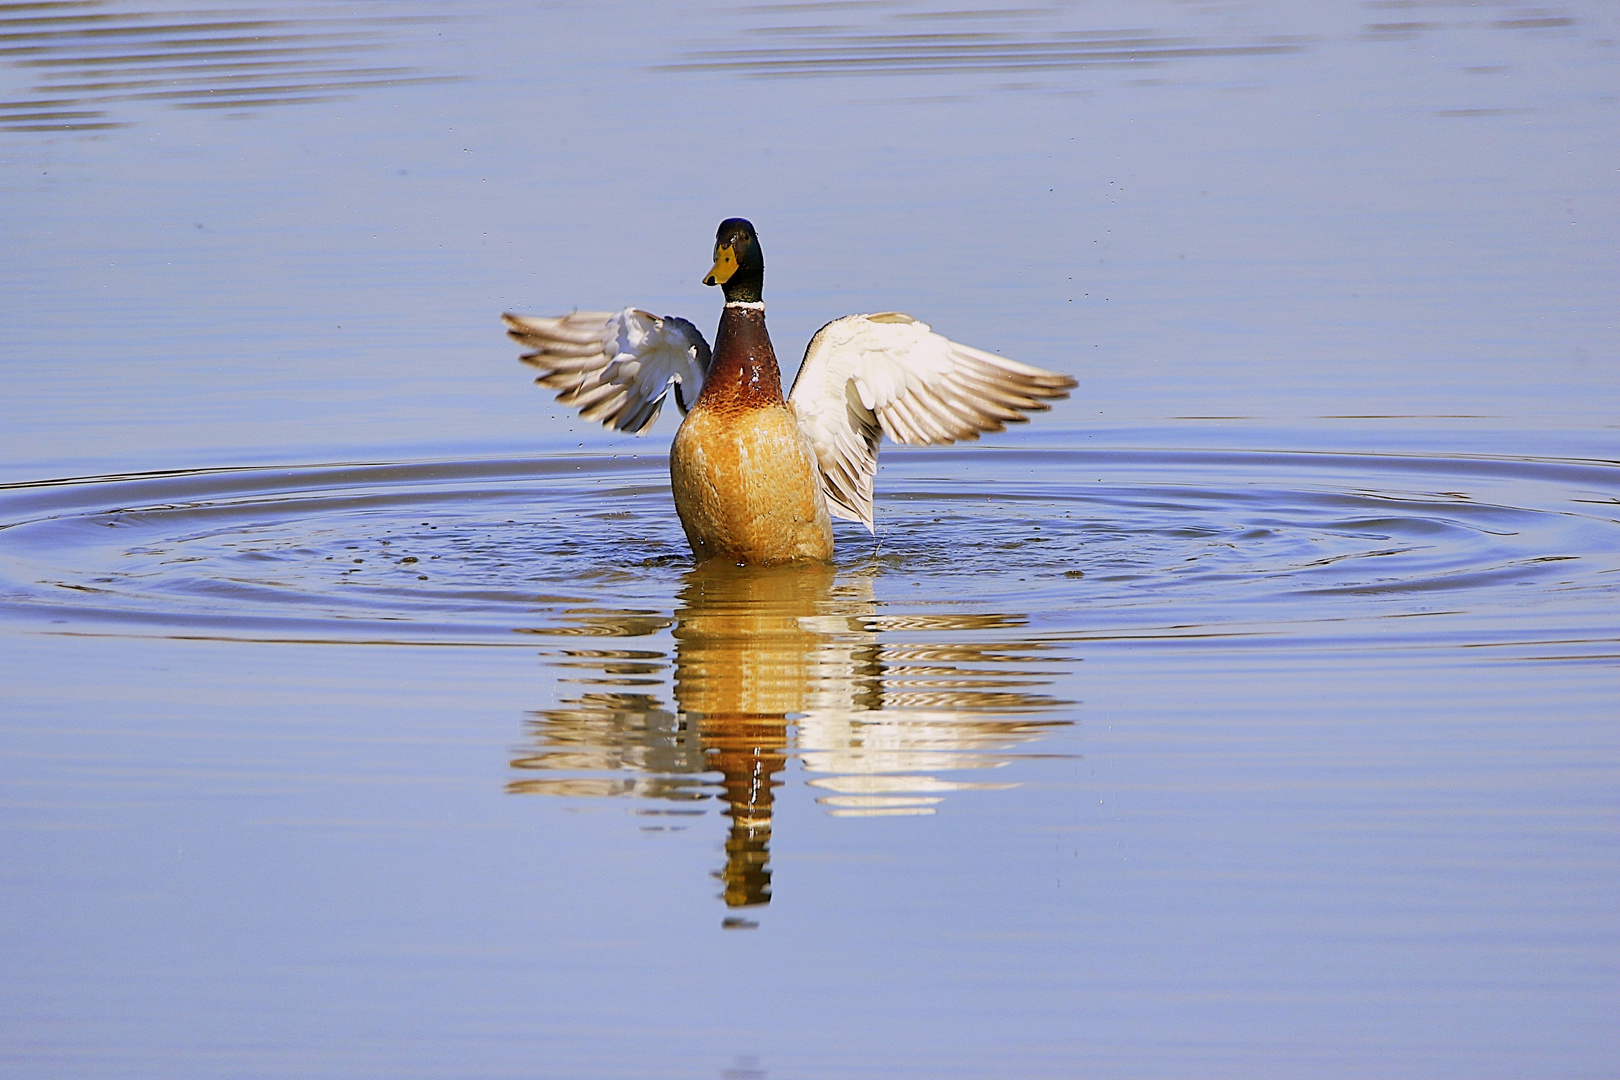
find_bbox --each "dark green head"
[702,217,764,303]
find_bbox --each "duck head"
[703,218,764,304]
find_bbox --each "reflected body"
[674,564,835,906]
[508,558,1070,911]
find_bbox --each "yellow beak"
[704,244,738,286]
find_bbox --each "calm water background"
[1,1,1616,1077]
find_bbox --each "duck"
[502,218,1076,565]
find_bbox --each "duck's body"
[504,218,1076,565]
[670,302,832,564]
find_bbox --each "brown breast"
[694,305,785,416]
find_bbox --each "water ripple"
[0,447,1614,655]
[2,444,1615,907]
[0,0,460,132]
[661,9,1307,80]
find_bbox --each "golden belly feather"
[670,402,834,565]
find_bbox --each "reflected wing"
[503,308,711,435]
[787,313,1076,530]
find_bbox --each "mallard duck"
[503,218,1076,565]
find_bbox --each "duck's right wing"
[503,308,711,435]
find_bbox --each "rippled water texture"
[4,449,1616,652]
[2,0,1616,1077]
[3,444,1616,1076]
[5,445,1615,914]
[0,1,457,132]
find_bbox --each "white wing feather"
[503,308,711,435]
[787,313,1076,531]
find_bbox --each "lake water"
[1,2,1616,1077]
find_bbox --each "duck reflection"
[677,563,867,906]
[509,563,1069,910]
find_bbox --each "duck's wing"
[787,312,1076,531]
[503,307,711,435]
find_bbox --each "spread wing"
[503,308,711,435]
[787,312,1076,531]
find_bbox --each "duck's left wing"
[503,307,710,435]
[787,313,1076,531]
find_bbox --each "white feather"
[787,313,1075,531]
[503,308,711,435]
